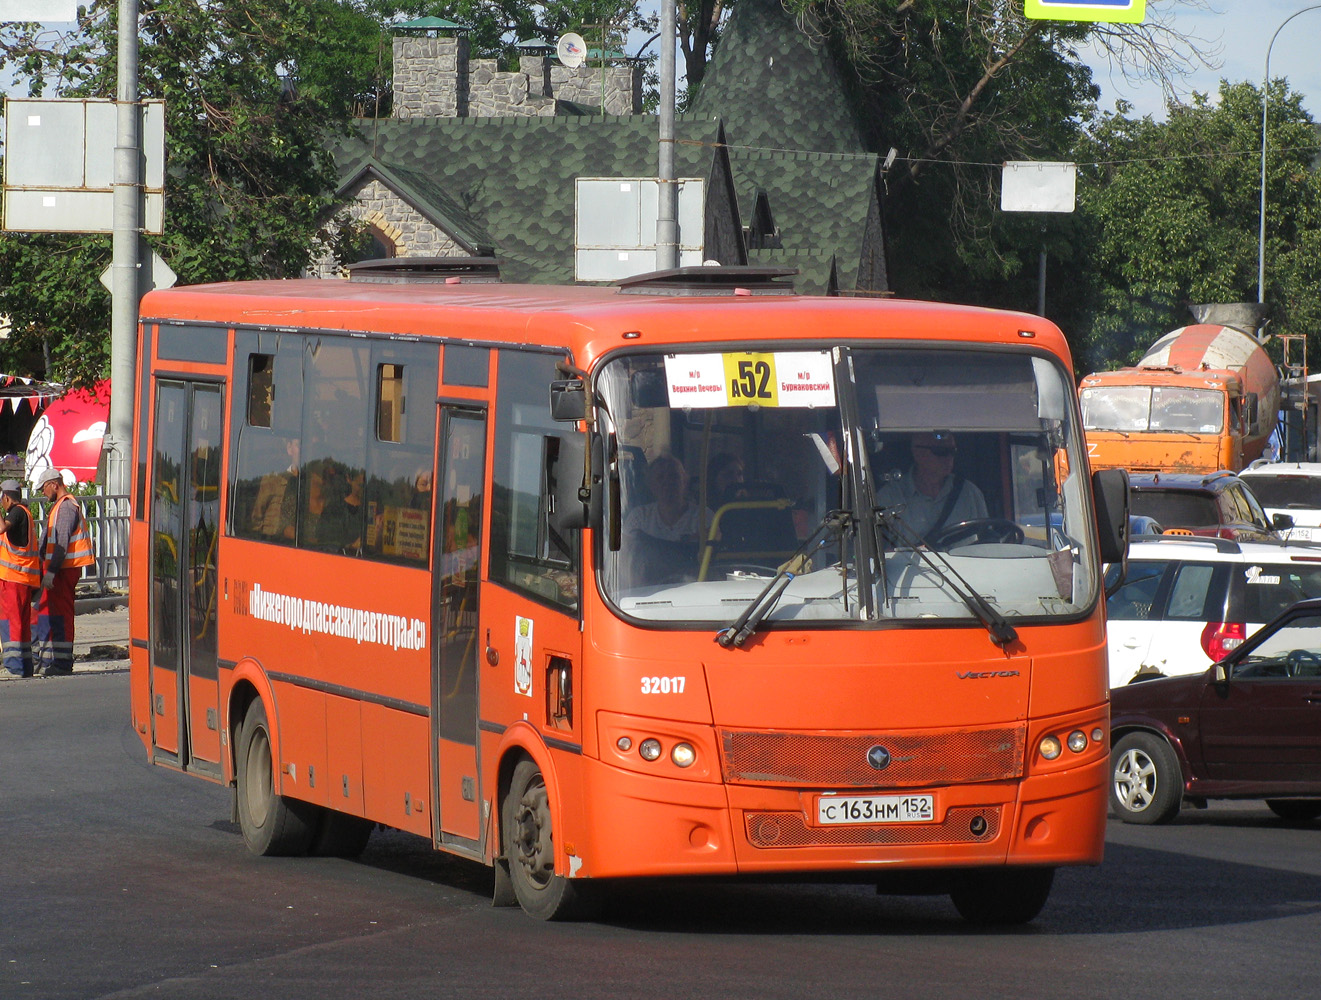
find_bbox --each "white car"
[1240,461,1321,542]
[1105,535,1321,688]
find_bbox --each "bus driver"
[875,431,987,546]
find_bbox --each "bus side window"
[229,333,303,544]
[363,345,438,565]
[491,350,580,611]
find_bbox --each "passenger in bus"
[706,451,747,507]
[623,454,709,585]
[249,438,300,542]
[875,431,987,546]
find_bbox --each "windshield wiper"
[715,510,852,649]
[875,508,1019,648]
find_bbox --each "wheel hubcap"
[512,778,554,888]
[1114,748,1157,812]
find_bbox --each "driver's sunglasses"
[916,445,956,458]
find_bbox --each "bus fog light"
[639,738,662,761]
[671,743,696,768]
[1092,728,1105,744]
[616,736,633,752]
[1039,735,1062,760]
[1067,730,1088,753]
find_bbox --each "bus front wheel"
[502,758,597,920]
[236,699,316,856]
[949,867,1055,925]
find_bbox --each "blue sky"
[1081,1,1321,120]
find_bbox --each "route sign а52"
[1024,0,1144,23]
[663,351,835,408]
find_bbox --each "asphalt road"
[4,672,1321,1000]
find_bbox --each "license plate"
[816,793,934,825]
[1289,527,1313,541]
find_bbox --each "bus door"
[431,406,487,854]
[149,380,224,777]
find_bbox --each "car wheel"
[1266,799,1321,822]
[1110,732,1182,825]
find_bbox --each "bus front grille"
[719,726,1026,787]
[744,806,1003,848]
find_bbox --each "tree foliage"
[0,0,384,386]
[1070,80,1321,373]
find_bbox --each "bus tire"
[310,809,375,858]
[1110,732,1182,824]
[949,867,1054,925]
[502,758,598,921]
[236,699,316,856]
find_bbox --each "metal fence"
[27,485,130,595]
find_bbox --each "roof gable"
[689,0,864,155]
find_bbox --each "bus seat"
[698,498,799,580]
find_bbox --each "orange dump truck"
[1079,307,1279,474]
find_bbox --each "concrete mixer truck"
[1078,303,1280,474]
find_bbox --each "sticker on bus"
[514,616,534,696]
[663,351,835,409]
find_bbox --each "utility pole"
[106,0,141,499]
[656,0,677,270]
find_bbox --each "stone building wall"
[392,36,641,119]
[312,178,465,278]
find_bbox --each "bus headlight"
[1039,735,1062,760]
[1067,730,1088,754]
[639,738,662,761]
[671,742,696,768]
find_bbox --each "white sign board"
[1000,161,1076,214]
[575,177,705,281]
[0,0,77,18]
[2,98,166,233]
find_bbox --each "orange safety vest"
[0,501,40,587]
[43,493,95,571]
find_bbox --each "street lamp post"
[1258,5,1321,305]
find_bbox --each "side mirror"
[549,379,586,422]
[1093,467,1130,594]
[549,433,602,533]
[1273,513,1295,531]
[1214,660,1229,684]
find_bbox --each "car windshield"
[1234,614,1321,678]
[596,346,1098,626]
[1080,385,1224,434]
[1240,474,1321,510]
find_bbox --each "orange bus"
[129,265,1128,924]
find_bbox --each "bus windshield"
[598,346,1097,626]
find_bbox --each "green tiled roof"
[686,0,883,294]
[336,115,727,285]
[689,0,864,156]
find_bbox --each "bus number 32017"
[641,676,686,694]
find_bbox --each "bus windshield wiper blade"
[875,508,1018,648]
[715,510,852,649]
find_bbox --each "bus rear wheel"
[502,759,597,920]
[236,699,316,856]
[949,867,1055,925]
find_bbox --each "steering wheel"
[927,518,1025,549]
[1286,648,1321,677]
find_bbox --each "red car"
[1110,597,1321,824]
